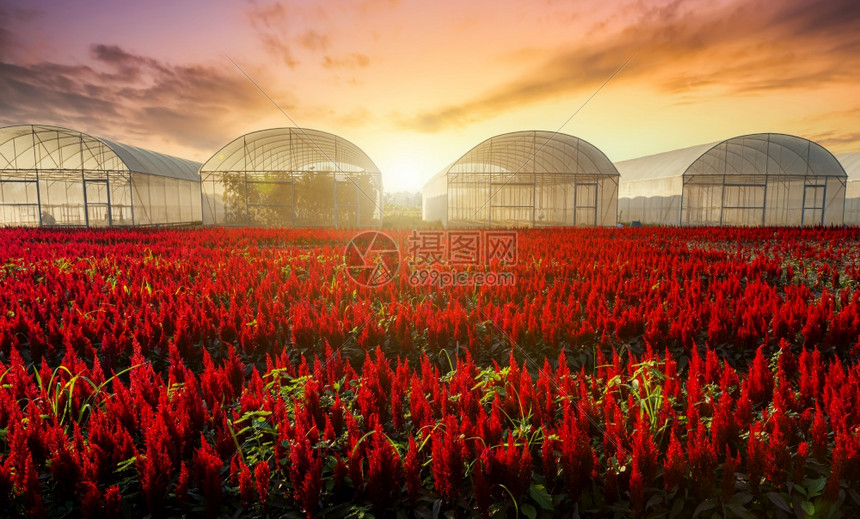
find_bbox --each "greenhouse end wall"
[681,175,845,226]
[424,131,620,228]
[200,128,383,228]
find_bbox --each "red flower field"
[1,227,860,518]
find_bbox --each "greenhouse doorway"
[84,179,111,227]
[574,182,598,226]
[802,184,826,227]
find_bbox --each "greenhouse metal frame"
[617,133,847,226]
[423,130,619,227]
[0,124,202,227]
[200,128,383,228]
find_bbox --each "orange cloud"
[299,30,329,51]
[322,53,371,69]
[245,0,298,67]
[398,0,860,133]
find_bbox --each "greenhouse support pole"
[130,173,136,226]
[355,180,360,228]
[243,136,250,227]
[801,185,807,227]
[198,172,206,226]
[244,170,250,226]
[31,126,43,227]
[105,173,113,227]
[291,174,296,227]
[719,146,728,226]
[102,139,113,226]
[81,134,89,228]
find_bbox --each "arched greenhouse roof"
[200,127,381,175]
[685,134,847,179]
[443,130,619,177]
[0,124,201,182]
[617,133,846,184]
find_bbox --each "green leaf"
[692,499,714,519]
[725,503,757,519]
[729,492,754,506]
[529,484,554,511]
[669,497,685,519]
[766,492,792,514]
[432,499,442,519]
[801,501,815,516]
[848,488,860,506]
[521,503,537,519]
[806,477,827,498]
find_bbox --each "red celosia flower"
[473,448,492,516]
[237,460,254,506]
[137,411,173,514]
[748,346,774,405]
[79,481,101,519]
[559,405,594,500]
[103,486,122,519]
[254,461,270,507]
[365,423,403,508]
[404,436,422,503]
[290,431,324,517]
[629,457,645,516]
[175,462,190,504]
[432,415,464,503]
[663,428,685,489]
[811,404,829,460]
[541,429,558,486]
[721,447,739,500]
[631,413,658,482]
[194,436,224,518]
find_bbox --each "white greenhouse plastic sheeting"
[616,133,847,227]
[0,124,202,227]
[199,128,383,228]
[423,130,619,227]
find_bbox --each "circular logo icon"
[344,231,400,287]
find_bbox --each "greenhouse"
[616,133,847,226]
[423,130,619,227]
[200,128,383,227]
[0,124,202,227]
[839,152,860,225]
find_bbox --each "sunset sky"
[2,0,859,192]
